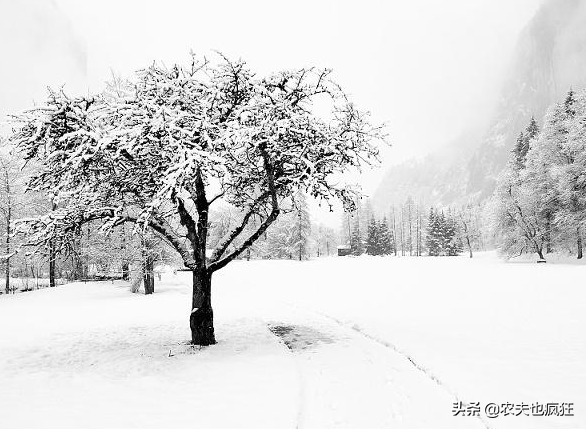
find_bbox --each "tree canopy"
[8,54,387,344]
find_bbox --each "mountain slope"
[374,0,586,211]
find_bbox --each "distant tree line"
[340,197,483,257]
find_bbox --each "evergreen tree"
[425,208,462,256]
[365,215,379,255]
[524,91,575,254]
[525,116,539,140]
[426,208,441,256]
[493,89,586,260]
[564,88,576,116]
[444,209,462,256]
[549,89,586,258]
[513,132,527,167]
[492,118,548,260]
[378,216,393,255]
[513,118,539,168]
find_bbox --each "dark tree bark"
[193,152,279,345]
[3,167,11,294]
[72,251,84,280]
[190,269,215,345]
[143,254,154,295]
[49,201,57,288]
[4,198,10,295]
[122,262,130,281]
[121,225,130,280]
[49,249,56,287]
[141,236,155,295]
[577,227,583,260]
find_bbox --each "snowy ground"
[0,276,67,293]
[0,252,584,429]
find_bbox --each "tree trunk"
[121,225,130,280]
[536,248,546,262]
[545,213,553,254]
[49,252,56,287]
[408,202,412,256]
[143,256,154,295]
[577,227,583,260]
[142,240,154,295]
[392,206,397,256]
[49,201,57,288]
[122,262,130,281]
[5,204,10,294]
[190,269,216,346]
[466,235,473,258]
[73,253,83,280]
[4,256,9,294]
[5,172,11,294]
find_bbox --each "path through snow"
[263,303,486,429]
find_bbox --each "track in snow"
[312,310,494,429]
[265,303,488,429]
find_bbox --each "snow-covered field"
[0,252,584,429]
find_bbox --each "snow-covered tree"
[493,90,583,260]
[290,192,311,261]
[313,223,337,257]
[350,213,364,255]
[513,117,539,168]
[365,215,379,255]
[0,153,24,294]
[378,216,393,255]
[548,90,586,258]
[443,209,462,256]
[523,95,573,254]
[425,208,441,256]
[390,206,398,255]
[0,151,50,293]
[457,203,482,258]
[425,208,461,256]
[491,134,548,260]
[9,54,385,345]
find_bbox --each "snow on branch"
[8,52,387,272]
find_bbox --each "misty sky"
[1,0,543,197]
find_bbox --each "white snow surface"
[1,252,584,429]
